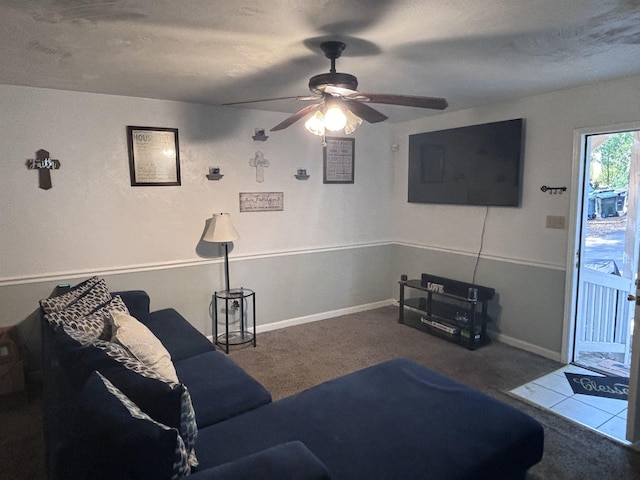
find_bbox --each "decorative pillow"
[39,276,100,313]
[55,326,198,468]
[77,371,190,480]
[57,278,111,314]
[44,279,111,321]
[46,293,129,340]
[110,310,179,384]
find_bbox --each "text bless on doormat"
[564,373,628,400]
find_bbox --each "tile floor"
[510,364,629,444]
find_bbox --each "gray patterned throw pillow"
[80,296,129,339]
[46,293,128,340]
[64,326,161,379]
[39,276,100,313]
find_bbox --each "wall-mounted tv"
[408,118,524,207]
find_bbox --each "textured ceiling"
[1,0,640,123]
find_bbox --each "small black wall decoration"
[540,185,567,194]
[26,149,61,190]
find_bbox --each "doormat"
[564,373,628,400]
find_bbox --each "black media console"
[398,274,495,350]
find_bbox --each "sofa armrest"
[112,290,150,321]
[188,441,331,480]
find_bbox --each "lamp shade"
[203,213,240,243]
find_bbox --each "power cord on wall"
[471,206,490,285]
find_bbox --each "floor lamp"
[203,213,240,292]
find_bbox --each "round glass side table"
[212,287,256,354]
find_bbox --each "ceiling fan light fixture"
[343,108,362,135]
[305,110,325,136]
[304,93,363,137]
[323,104,348,132]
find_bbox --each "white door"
[574,133,638,373]
[625,130,640,442]
[566,124,640,442]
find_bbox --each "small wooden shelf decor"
[295,168,310,180]
[206,167,223,180]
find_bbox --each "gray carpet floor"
[229,306,640,479]
[2,305,640,479]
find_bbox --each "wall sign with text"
[127,126,181,186]
[323,137,355,184]
[239,192,284,212]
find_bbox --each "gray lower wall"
[391,243,565,355]
[3,241,566,381]
[1,243,394,380]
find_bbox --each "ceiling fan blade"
[343,99,388,123]
[223,95,319,106]
[270,102,323,131]
[359,93,448,110]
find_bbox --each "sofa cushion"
[144,308,216,361]
[54,326,198,468]
[39,276,100,313]
[188,441,331,480]
[110,310,178,384]
[193,358,544,480]
[174,350,272,427]
[76,371,190,480]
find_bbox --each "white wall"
[0,85,393,282]
[0,85,395,376]
[3,73,640,375]
[390,74,640,356]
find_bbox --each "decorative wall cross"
[249,151,270,183]
[26,149,61,190]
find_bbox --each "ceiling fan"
[223,41,448,134]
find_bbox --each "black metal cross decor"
[26,149,61,190]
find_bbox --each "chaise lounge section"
[41,279,544,479]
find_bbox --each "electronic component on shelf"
[460,329,481,341]
[421,318,460,335]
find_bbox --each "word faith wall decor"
[26,149,61,190]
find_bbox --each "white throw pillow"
[110,311,179,384]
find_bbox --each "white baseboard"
[205,299,395,343]
[256,299,396,333]
[493,332,562,362]
[205,300,563,364]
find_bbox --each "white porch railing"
[576,267,632,365]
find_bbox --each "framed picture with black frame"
[127,126,181,186]
[323,137,355,184]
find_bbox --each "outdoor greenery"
[590,132,633,190]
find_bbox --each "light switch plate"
[546,215,566,229]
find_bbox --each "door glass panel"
[575,132,638,377]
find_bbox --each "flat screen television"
[408,118,524,207]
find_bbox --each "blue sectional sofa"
[41,283,544,479]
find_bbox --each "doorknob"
[628,294,637,302]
